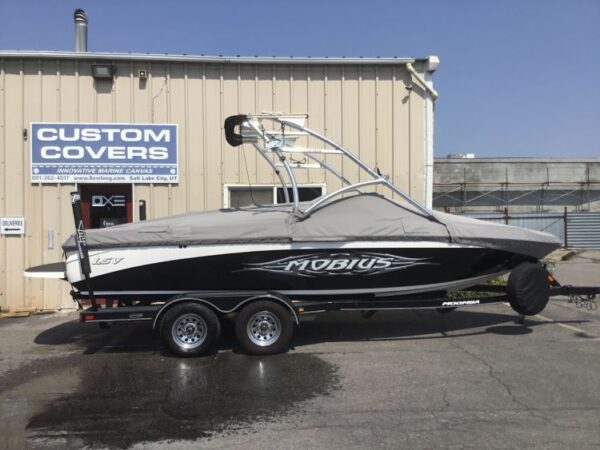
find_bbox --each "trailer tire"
[507,262,550,316]
[235,301,294,355]
[161,303,220,357]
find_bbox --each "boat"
[56,189,559,300]
[24,113,564,356]
[53,113,560,298]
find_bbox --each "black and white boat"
[25,113,570,357]
[58,192,557,300]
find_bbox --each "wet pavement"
[0,318,339,449]
[25,352,337,448]
[1,251,599,449]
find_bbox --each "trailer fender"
[152,293,298,329]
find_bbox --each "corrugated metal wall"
[568,212,600,249]
[0,57,429,311]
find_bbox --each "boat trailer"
[69,190,600,355]
[75,282,600,325]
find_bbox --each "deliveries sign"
[30,123,178,183]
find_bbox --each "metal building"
[434,157,600,213]
[433,157,600,249]
[0,49,439,312]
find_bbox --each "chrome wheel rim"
[172,313,207,349]
[247,311,281,347]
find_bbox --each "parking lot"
[1,251,599,449]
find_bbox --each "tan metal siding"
[324,66,343,193]
[4,60,25,310]
[23,60,42,309]
[0,60,6,310]
[0,57,430,311]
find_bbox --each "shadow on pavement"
[292,309,532,347]
[33,308,591,355]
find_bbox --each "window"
[224,184,326,208]
[229,187,273,208]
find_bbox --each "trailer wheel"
[507,262,550,316]
[160,303,220,357]
[235,301,294,355]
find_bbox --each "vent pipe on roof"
[74,9,88,52]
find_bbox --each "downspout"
[406,61,439,100]
[406,57,439,209]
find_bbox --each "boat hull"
[68,242,530,300]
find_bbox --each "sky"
[0,0,599,158]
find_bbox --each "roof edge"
[434,157,600,163]
[0,50,426,65]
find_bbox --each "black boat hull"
[70,245,531,300]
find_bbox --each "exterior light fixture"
[91,64,116,79]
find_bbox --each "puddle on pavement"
[0,351,339,449]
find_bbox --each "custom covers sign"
[30,123,178,183]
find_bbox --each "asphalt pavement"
[1,251,599,449]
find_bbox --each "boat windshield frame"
[230,113,434,219]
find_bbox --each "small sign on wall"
[91,194,126,207]
[0,217,25,235]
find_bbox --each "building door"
[79,184,133,229]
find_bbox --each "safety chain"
[569,294,598,311]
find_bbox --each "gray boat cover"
[62,193,561,259]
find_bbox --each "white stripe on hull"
[66,240,480,283]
